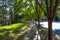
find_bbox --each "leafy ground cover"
[0,22,29,40]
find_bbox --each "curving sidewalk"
[17,23,40,40]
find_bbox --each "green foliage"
[13,0,24,14]
[57,9,60,17]
[0,7,4,14]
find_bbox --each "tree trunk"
[37,15,40,30]
[35,0,41,40]
[48,20,52,40]
[36,12,40,40]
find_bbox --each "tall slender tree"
[35,0,41,40]
[45,0,60,40]
[35,0,40,29]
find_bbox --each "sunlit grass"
[0,22,29,35]
[0,22,29,40]
[0,23,23,29]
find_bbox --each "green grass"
[0,23,21,29]
[0,22,29,35]
[0,22,29,40]
[0,22,27,29]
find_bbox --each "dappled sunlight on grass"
[0,22,29,40]
[21,26,28,30]
[0,23,25,35]
[0,31,7,35]
[0,23,23,29]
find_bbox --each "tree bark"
[48,19,52,40]
[48,0,53,40]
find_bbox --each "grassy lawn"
[0,22,27,29]
[0,22,29,40]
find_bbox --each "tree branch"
[38,2,46,14]
[50,0,54,17]
[53,0,60,18]
[45,0,50,19]
[45,0,49,13]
